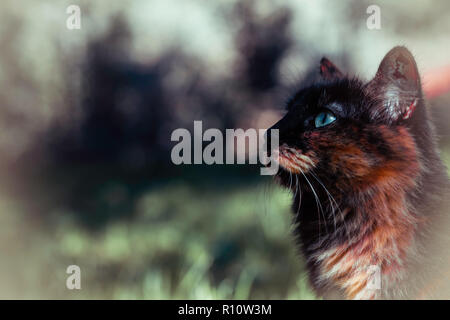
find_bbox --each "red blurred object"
[423,65,450,99]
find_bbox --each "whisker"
[299,169,328,241]
[288,171,293,191]
[309,171,337,233]
[309,169,352,244]
[294,175,302,222]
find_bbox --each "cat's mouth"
[275,144,316,174]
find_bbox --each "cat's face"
[272,47,423,193]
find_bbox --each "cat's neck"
[296,151,449,299]
[300,155,449,300]
[295,179,420,299]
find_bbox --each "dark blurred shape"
[234,1,292,92]
[50,16,168,169]
[40,7,295,228]
[211,238,241,282]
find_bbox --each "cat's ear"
[320,57,343,80]
[366,46,421,122]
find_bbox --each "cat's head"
[271,46,425,194]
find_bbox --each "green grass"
[0,172,316,299]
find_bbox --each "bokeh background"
[0,0,449,299]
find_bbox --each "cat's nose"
[267,115,291,144]
[267,114,307,150]
[264,120,281,152]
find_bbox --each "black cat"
[270,46,450,299]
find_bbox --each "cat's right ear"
[366,46,422,122]
[320,57,344,80]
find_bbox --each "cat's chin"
[273,166,299,190]
[272,150,305,188]
[278,145,317,173]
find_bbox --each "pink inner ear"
[402,99,418,120]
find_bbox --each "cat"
[269,46,450,299]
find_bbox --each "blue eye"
[314,110,336,128]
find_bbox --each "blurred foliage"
[0,170,316,299]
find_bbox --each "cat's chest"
[311,234,410,299]
[300,202,418,299]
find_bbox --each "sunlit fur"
[270,47,450,299]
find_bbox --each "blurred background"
[0,0,449,299]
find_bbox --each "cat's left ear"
[320,57,343,80]
[366,46,422,122]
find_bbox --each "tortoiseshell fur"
[271,47,450,299]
